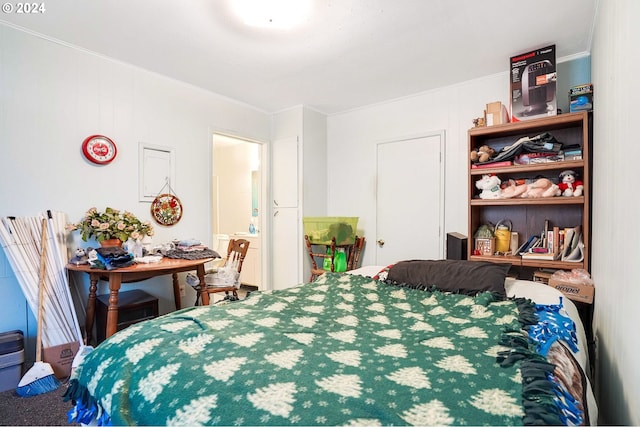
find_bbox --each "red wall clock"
[82,135,117,164]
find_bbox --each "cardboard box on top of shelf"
[569,83,593,112]
[510,45,557,122]
[484,101,510,126]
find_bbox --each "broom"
[16,218,61,397]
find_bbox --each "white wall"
[590,1,640,425]
[0,25,270,344]
[327,74,509,266]
[302,107,328,217]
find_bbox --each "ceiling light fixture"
[231,0,312,30]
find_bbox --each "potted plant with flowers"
[67,207,154,247]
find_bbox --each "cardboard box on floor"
[548,277,594,304]
[43,341,80,379]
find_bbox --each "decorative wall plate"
[82,135,117,164]
[151,193,183,226]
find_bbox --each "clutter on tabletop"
[164,239,221,260]
[69,248,89,265]
[80,244,161,267]
[134,255,163,264]
[88,247,134,270]
[122,239,163,263]
[142,239,221,261]
[70,235,222,268]
[174,239,208,251]
[66,207,154,244]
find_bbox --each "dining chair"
[200,238,250,305]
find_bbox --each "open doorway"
[212,133,264,289]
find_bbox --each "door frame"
[374,130,446,263]
[211,130,269,289]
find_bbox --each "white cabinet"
[270,133,302,290]
[270,107,327,289]
[232,234,262,288]
[271,208,300,290]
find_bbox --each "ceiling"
[1,0,597,115]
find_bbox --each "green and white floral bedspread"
[67,273,529,426]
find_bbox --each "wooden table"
[67,257,213,344]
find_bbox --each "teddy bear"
[475,174,501,199]
[558,170,584,197]
[470,145,496,163]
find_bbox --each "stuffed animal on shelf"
[558,170,584,197]
[470,145,496,163]
[472,117,486,128]
[500,179,528,199]
[475,174,502,199]
[521,178,561,198]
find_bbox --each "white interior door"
[376,132,445,265]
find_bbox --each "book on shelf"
[521,222,558,259]
[471,160,512,169]
[520,225,584,262]
[560,225,584,262]
[531,237,544,249]
[562,145,583,160]
[521,246,558,260]
[516,235,539,255]
[514,152,565,165]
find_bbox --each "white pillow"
[346,265,387,278]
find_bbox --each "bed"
[65,260,597,426]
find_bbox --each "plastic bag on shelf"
[550,269,594,287]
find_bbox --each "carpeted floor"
[0,381,77,426]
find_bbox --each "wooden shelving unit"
[467,111,591,273]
